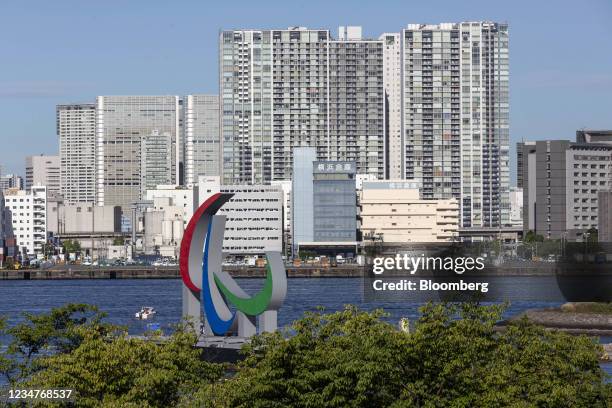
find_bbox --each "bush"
[186,303,611,407]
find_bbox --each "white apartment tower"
[402,22,509,228]
[379,32,403,179]
[95,96,181,209]
[25,155,60,197]
[57,104,97,203]
[3,186,47,256]
[220,26,384,184]
[185,95,220,186]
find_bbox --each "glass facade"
[313,161,357,241]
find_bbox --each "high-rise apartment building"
[379,33,402,179]
[402,22,509,228]
[57,104,97,203]
[220,26,384,184]
[25,155,60,196]
[184,95,220,186]
[95,96,181,209]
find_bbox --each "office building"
[197,176,283,254]
[576,129,612,145]
[402,22,509,228]
[0,174,24,191]
[25,155,60,196]
[57,104,97,203]
[184,95,220,186]
[95,96,181,209]
[291,147,357,254]
[360,180,459,242]
[3,186,47,257]
[379,32,402,179]
[598,191,612,242]
[220,26,384,184]
[521,139,612,240]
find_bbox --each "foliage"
[2,303,611,407]
[587,227,599,243]
[1,303,109,384]
[187,303,611,408]
[524,230,544,243]
[23,325,223,407]
[61,239,81,255]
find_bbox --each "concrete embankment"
[0,265,365,280]
[500,309,612,336]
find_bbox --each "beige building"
[360,180,459,243]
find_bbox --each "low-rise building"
[197,176,283,254]
[3,186,47,257]
[143,196,185,258]
[360,180,459,243]
[145,185,195,228]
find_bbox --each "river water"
[0,278,610,377]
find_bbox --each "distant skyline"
[1,0,611,184]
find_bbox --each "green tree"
[61,239,82,256]
[1,303,109,383]
[186,303,611,408]
[524,230,544,244]
[24,326,223,407]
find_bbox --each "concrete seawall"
[0,264,604,280]
[0,265,365,280]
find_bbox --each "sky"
[1,0,611,184]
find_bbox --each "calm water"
[0,278,609,377]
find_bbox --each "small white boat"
[135,306,156,320]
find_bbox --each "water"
[0,278,564,332]
[0,278,609,378]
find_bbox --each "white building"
[145,185,194,228]
[509,187,523,228]
[57,104,97,203]
[143,196,185,258]
[3,186,47,257]
[270,180,291,232]
[197,176,283,254]
[25,155,60,197]
[379,32,402,179]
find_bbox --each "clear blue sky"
[1,0,611,184]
